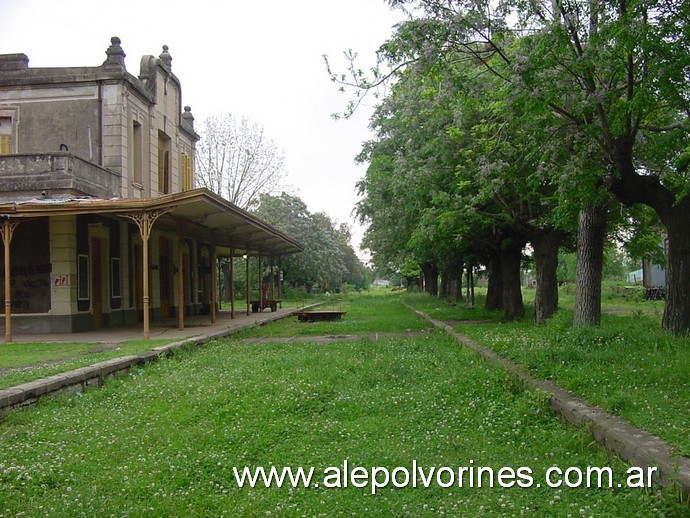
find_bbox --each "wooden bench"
[250,300,281,312]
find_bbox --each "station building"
[0,37,302,340]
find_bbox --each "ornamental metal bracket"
[121,208,175,241]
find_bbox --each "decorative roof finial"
[102,36,126,70]
[182,106,195,129]
[159,44,172,69]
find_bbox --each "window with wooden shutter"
[157,131,171,194]
[0,117,12,155]
[182,153,193,191]
[132,120,142,184]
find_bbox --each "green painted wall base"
[1,304,211,335]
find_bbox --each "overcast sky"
[0,0,405,258]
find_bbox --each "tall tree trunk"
[531,230,564,324]
[574,203,608,327]
[485,249,503,310]
[642,256,652,289]
[439,271,449,299]
[421,262,439,297]
[501,238,525,320]
[448,258,463,303]
[662,206,690,335]
[607,137,690,335]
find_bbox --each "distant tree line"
[195,115,370,296]
[253,193,370,293]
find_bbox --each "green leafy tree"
[254,193,366,292]
[354,35,581,321]
[506,0,690,333]
[334,223,370,290]
[356,63,460,296]
[337,0,690,334]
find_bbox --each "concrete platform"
[2,307,296,344]
[0,306,308,414]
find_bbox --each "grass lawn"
[404,291,690,457]
[0,294,684,515]
[234,290,432,338]
[0,293,353,390]
[558,283,666,314]
[0,340,172,390]
[0,342,99,368]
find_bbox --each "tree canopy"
[195,114,286,210]
[254,193,369,292]
[332,0,689,333]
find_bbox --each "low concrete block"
[0,306,300,414]
[135,350,161,363]
[15,374,68,399]
[0,387,26,408]
[408,304,690,503]
[64,365,104,385]
[95,356,139,376]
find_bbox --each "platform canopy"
[0,188,302,341]
[0,187,303,256]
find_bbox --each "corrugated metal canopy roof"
[0,188,303,256]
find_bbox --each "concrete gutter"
[0,303,322,415]
[406,304,690,504]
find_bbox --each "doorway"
[91,237,103,328]
[159,237,172,318]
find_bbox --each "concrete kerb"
[0,302,324,416]
[405,304,690,503]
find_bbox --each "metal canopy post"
[258,253,263,312]
[245,253,250,316]
[177,222,185,331]
[123,209,171,340]
[278,255,283,305]
[230,249,235,319]
[1,218,20,343]
[269,256,275,301]
[210,234,217,324]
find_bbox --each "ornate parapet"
[0,152,121,201]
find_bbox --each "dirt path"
[241,330,432,345]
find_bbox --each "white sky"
[0,0,405,259]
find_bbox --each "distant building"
[628,263,665,287]
[628,261,666,288]
[0,37,301,339]
[628,269,644,283]
[628,239,666,288]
